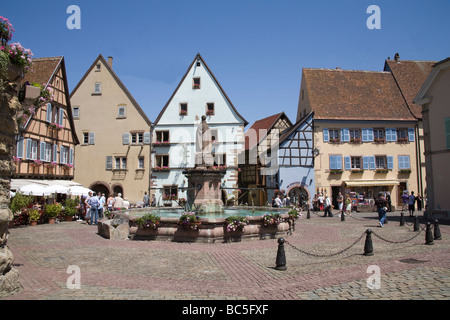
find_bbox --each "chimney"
[108,56,113,68]
[394,53,400,62]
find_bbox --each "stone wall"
[0,65,24,297]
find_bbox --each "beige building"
[414,57,450,218]
[298,68,420,210]
[70,55,151,203]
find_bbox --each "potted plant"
[45,203,61,224]
[136,213,161,229]
[178,211,201,230]
[63,198,77,221]
[224,216,248,233]
[288,208,301,220]
[262,212,283,227]
[28,209,41,226]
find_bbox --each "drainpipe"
[415,122,423,198]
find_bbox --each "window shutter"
[60,146,65,164]
[16,137,24,158]
[387,156,394,169]
[40,142,46,161]
[329,155,336,169]
[106,156,113,170]
[323,128,329,142]
[403,155,410,169]
[58,108,64,126]
[123,132,130,145]
[53,144,58,162]
[369,156,375,169]
[25,139,32,159]
[69,148,74,165]
[143,132,151,144]
[408,128,415,142]
[46,103,52,122]
[341,128,349,142]
[344,156,351,170]
[386,128,397,142]
[362,129,368,142]
[336,155,342,169]
[367,128,373,142]
[363,156,369,170]
[89,132,95,145]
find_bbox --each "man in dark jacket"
[375,192,388,227]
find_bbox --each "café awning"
[345,180,400,187]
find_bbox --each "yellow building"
[298,67,420,210]
[70,55,151,203]
[414,57,450,218]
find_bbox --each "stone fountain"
[183,115,225,213]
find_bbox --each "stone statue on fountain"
[195,115,214,168]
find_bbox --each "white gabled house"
[151,53,248,206]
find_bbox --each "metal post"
[434,220,442,240]
[413,216,420,231]
[275,238,287,270]
[425,222,434,245]
[400,211,405,226]
[364,229,373,256]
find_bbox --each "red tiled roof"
[302,68,416,121]
[244,112,291,150]
[385,59,436,119]
[22,57,62,86]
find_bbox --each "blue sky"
[3,0,449,126]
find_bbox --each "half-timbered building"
[13,57,79,182]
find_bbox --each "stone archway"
[287,185,311,208]
[89,181,111,198]
[111,184,124,198]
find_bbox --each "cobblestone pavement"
[2,210,450,301]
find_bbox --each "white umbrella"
[67,185,92,196]
[45,184,69,194]
[19,184,52,196]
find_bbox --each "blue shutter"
[344,156,351,170]
[369,156,375,169]
[58,108,64,126]
[363,156,369,170]
[387,156,394,169]
[46,103,52,122]
[25,139,32,159]
[53,144,57,162]
[123,132,130,145]
[341,128,349,142]
[16,137,24,158]
[408,128,415,141]
[362,129,368,142]
[40,142,46,161]
[336,155,342,169]
[143,132,151,144]
[323,128,329,142]
[89,132,95,145]
[329,155,336,169]
[367,128,374,142]
[386,128,397,141]
[69,148,74,165]
[60,146,65,164]
[403,155,410,169]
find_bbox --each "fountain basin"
[99,207,293,243]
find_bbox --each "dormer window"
[193,77,200,89]
[180,103,188,116]
[94,83,101,94]
[95,64,101,71]
[118,105,126,118]
[206,103,215,116]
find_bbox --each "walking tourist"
[318,193,324,211]
[323,195,333,217]
[87,192,100,225]
[401,191,409,212]
[416,194,423,211]
[151,194,156,207]
[337,192,344,215]
[98,193,105,219]
[345,194,352,217]
[107,194,115,213]
[408,191,416,217]
[143,191,150,207]
[375,192,388,227]
[114,193,124,210]
[84,192,91,224]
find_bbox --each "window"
[118,105,126,118]
[83,132,95,145]
[350,129,361,143]
[30,140,38,160]
[155,131,170,143]
[60,146,69,164]
[375,156,386,169]
[193,77,200,89]
[361,128,374,142]
[210,129,218,144]
[180,103,188,116]
[45,143,52,162]
[95,64,101,71]
[114,156,127,170]
[329,129,340,143]
[351,156,361,169]
[385,128,397,142]
[374,128,384,142]
[138,156,145,169]
[155,154,169,168]
[397,129,408,142]
[131,132,144,144]
[72,107,80,119]
[398,155,410,169]
[206,103,215,116]
[163,186,178,200]
[94,83,101,94]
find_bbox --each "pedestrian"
[114,192,124,210]
[313,194,319,211]
[375,192,388,227]
[87,192,99,225]
[84,192,91,224]
[337,192,344,215]
[143,191,150,207]
[345,194,352,217]
[98,193,105,219]
[408,191,416,217]
[318,193,324,211]
[323,195,333,217]
[401,191,409,212]
[107,193,115,213]
[151,194,156,207]
[386,192,392,212]
[416,194,423,211]
[275,194,283,208]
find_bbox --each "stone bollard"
[425,222,434,245]
[341,212,345,222]
[363,229,373,256]
[275,238,287,271]
[306,209,310,219]
[434,220,442,240]
[400,211,405,226]
[413,216,420,232]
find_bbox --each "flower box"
[153,166,170,172]
[49,123,63,131]
[329,138,340,144]
[179,110,187,116]
[24,84,41,101]
[397,137,409,144]
[374,138,385,144]
[350,138,361,144]
[152,141,170,147]
[329,169,343,174]
[399,169,412,174]
[351,169,364,174]
[375,169,389,174]
[206,110,214,116]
